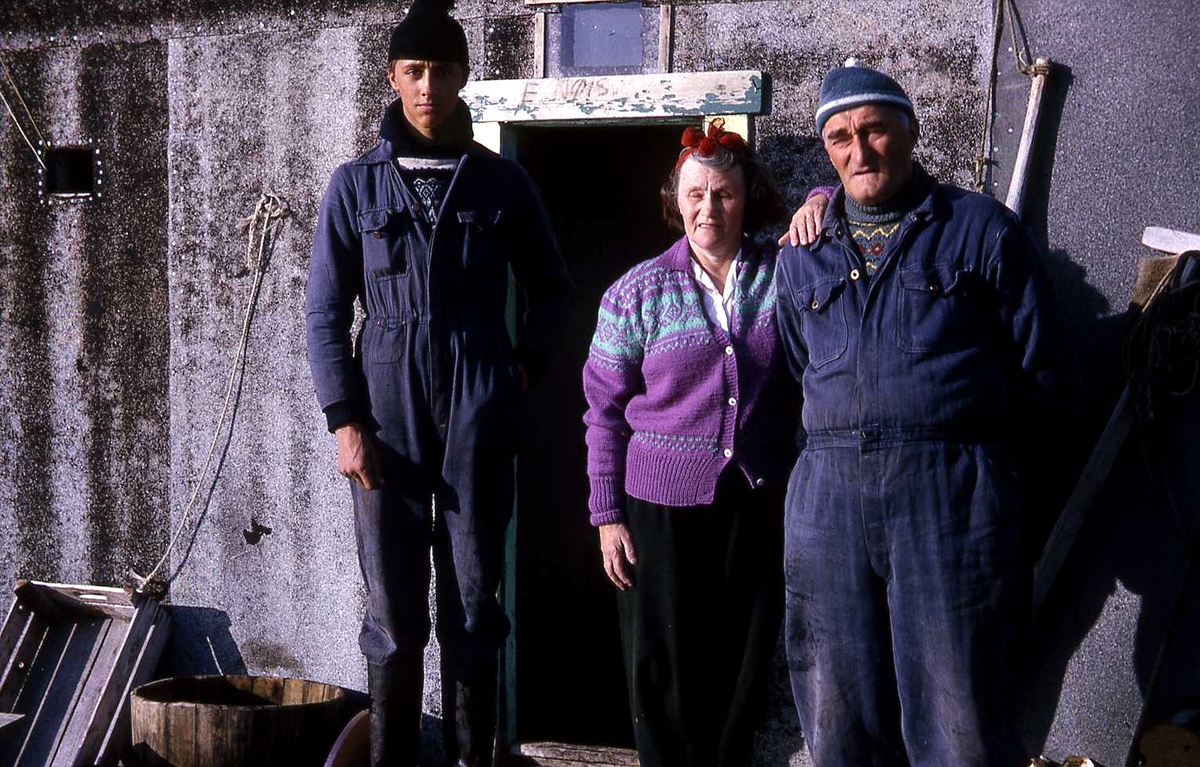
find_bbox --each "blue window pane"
[564,2,644,70]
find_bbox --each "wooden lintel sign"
[461,70,764,123]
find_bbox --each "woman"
[582,120,797,767]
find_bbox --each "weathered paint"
[462,70,763,123]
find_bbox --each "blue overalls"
[775,173,1075,766]
[305,101,573,686]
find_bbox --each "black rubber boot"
[441,659,498,767]
[368,656,424,767]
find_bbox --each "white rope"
[0,55,48,171]
[131,193,291,593]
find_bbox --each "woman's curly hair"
[660,120,786,236]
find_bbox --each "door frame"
[460,68,766,746]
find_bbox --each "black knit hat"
[387,0,469,67]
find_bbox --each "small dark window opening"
[44,147,95,198]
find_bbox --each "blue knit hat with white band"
[815,58,914,134]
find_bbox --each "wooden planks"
[512,741,640,766]
[131,675,349,767]
[0,580,169,767]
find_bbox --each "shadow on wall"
[1007,59,1200,761]
[163,605,360,685]
[162,606,249,676]
[757,133,839,210]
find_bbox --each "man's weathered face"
[388,59,469,141]
[821,104,919,207]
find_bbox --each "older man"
[775,62,1076,765]
[305,0,573,764]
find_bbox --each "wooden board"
[0,581,169,767]
[461,70,763,123]
[1142,227,1200,256]
[511,741,640,766]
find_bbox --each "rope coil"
[130,193,292,594]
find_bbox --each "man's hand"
[778,193,831,248]
[335,422,383,490]
[599,522,638,590]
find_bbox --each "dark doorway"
[510,123,691,747]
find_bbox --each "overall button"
[928,282,943,294]
[727,397,738,407]
[754,477,765,487]
[850,268,861,281]
[810,300,820,310]
[723,448,733,458]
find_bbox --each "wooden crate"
[0,580,171,766]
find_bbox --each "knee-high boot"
[440,657,498,767]
[368,655,424,767]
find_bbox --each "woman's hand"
[777,193,830,248]
[599,522,638,590]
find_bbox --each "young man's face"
[388,59,469,141]
[822,104,919,207]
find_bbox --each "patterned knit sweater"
[582,236,797,526]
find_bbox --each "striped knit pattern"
[583,236,791,525]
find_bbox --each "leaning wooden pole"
[1005,57,1052,217]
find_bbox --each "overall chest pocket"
[457,209,503,271]
[359,208,411,277]
[896,262,982,353]
[358,208,416,321]
[796,277,849,369]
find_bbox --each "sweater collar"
[661,235,754,272]
[359,98,475,165]
[818,163,937,244]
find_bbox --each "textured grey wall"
[3,0,1196,765]
[162,24,374,690]
[0,40,170,589]
[992,1,1200,765]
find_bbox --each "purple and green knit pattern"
[583,236,793,526]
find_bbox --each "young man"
[776,62,1076,765]
[305,1,574,764]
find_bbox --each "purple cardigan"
[582,236,797,526]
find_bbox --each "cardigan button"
[755,478,765,487]
[850,268,861,281]
[727,397,737,407]
[723,448,733,458]
[724,345,734,356]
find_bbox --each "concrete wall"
[995,2,1200,764]
[0,40,170,590]
[2,0,1198,765]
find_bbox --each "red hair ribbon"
[675,117,747,169]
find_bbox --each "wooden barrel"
[130,675,349,767]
